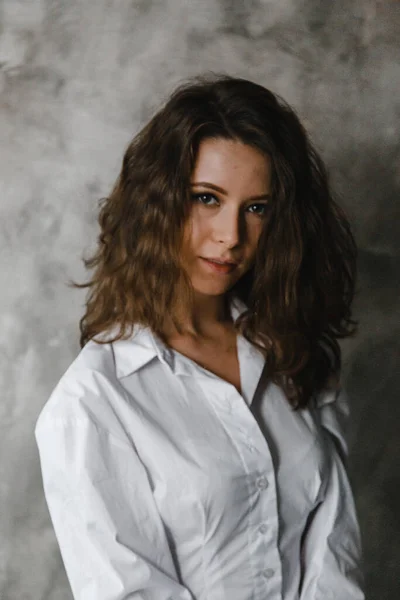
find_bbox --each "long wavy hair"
[72,72,359,410]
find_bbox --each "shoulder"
[313,375,351,462]
[35,325,160,439]
[34,340,119,433]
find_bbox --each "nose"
[214,208,243,247]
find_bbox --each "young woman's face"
[182,137,272,297]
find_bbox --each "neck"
[163,293,234,341]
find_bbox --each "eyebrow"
[190,182,271,201]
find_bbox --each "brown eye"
[191,193,218,205]
[191,193,268,218]
[248,203,268,217]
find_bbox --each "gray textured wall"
[1,1,399,599]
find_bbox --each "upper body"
[35,295,364,600]
[35,73,365,599]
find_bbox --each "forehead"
[192,138,271,185]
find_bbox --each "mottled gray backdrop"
[1,1,399,599]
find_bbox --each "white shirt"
[35,295,365,600]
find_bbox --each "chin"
[191,280,237,296]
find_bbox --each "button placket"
[230,397,279,587]
[229,394,280,595]
[262,568,275,579]
[256,476,269,490]
[230,393,272,461]
[230,405,266,460]
[234,423,255,454]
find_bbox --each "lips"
[207,259,236,266]
[200,257,237,274]
[202,257,238,266]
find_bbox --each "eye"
[247,203,268,217]
[191,193,218,206]
[191,193,269,218]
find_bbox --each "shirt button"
[247,444,256,453]
[257,476,269,490]
[262,568,275,579]
[259,524,268,534]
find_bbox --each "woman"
[35,73,365,600]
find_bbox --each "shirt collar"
[111,294,250,380]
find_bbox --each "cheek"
[246,224,262,255]
[184,217,207,251]
[181,219,195,250]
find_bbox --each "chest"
[166,336,242,396]
[121,368,329,553]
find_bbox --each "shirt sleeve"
[34,376,195,600]
[299,382,366,600]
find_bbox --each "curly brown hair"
[71,72,359,410]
